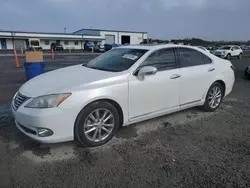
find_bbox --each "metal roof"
[73,28,148,34]
[0,30,99,36]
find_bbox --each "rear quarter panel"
[213,58,235,96]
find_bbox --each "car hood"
[19,65,123,97]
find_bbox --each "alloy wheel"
[83,108,115,142]
[208,86,222,109]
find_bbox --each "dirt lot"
[0,55,250,188]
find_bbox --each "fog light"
[37,128,53,137]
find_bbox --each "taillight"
[231,65,235,71]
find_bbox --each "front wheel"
[202,82,224,112]
[74,101,120,147]
[226,53,231,60]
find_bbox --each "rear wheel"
[202,82,223,112]
[226,53,231,60]
[74,101,120,147]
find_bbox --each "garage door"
[105,35,115,44]
[14,40,26,49]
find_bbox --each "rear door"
[176,47,216,105]
[234,46,241,56]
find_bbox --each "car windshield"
[219,46,231,50]
[85,48,148,72]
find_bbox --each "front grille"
[13,93,30,110]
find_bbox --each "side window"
[140,48,177,71]
[203,55,212,64]
[178,48,205,68]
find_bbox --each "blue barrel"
[24,62,45,80]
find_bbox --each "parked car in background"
[12,45,235,147]
[104,44,113,51]
[51,43,64,51]
[28,38,42,50]
[214,45,243,60]
[196,46,210,53]
[240,45,250,50]
[206,46,219,54]
[94,44,105,52]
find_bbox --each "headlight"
[25,93,71,108]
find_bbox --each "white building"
[73,28,148,45]
[0,31,105,50]
[0,29,148,50]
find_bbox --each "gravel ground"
[0,55,250,188]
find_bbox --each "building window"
[45,40,50,45]
[75,41,79,45]
[64,41,69,45]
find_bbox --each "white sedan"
[12,45,235,147]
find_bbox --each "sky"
[1,0,250,41]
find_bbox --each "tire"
[238,53,243,59]
[226,53,231,60]
[244,67,250,79]
[202,82,224,112]
[74,101,120,147]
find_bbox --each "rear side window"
[140,48,177,71]
[178,48,205,67]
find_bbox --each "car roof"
[118,44,197,51]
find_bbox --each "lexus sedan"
[12,45,235,147]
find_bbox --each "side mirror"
[137,66,157,79]
[231,48,234,51]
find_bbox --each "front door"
[177,47,216,105]
[128,48,180,119]
[1,39,7,49]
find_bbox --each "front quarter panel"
[58,75,129,125]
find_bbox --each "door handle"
[170,74,181,79]
[208,68,215,72]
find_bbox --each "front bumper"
[12,100,78,144]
